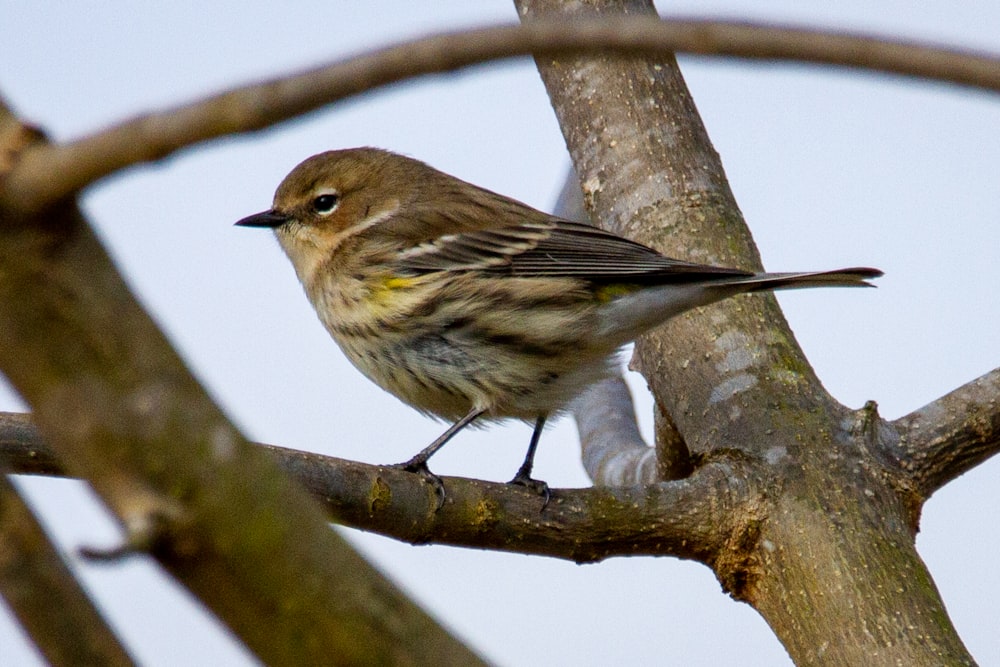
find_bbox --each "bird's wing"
[394,219,752,284]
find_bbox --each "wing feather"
[394,219,753,283]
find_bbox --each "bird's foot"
[508,470,551,510]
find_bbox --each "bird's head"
[235,147,429,286]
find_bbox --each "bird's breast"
[305,269,619,422]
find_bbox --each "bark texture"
[516,0,977,664]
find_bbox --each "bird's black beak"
[234,210,289,229]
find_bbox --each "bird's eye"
[312,193,340,215]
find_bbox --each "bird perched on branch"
[237,147,881,503]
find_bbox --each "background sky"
[2,2,998,665]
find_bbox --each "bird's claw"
[508,471,551,510]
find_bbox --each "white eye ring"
[312,192,340,215]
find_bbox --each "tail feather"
[732,267,883,291]
[595,266,882,346]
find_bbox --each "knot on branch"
[703,460,768,601]
[848,401,923,533]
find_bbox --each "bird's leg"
[508,415,551,507]
[395,407,484,507]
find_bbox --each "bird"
[236,147,881,503]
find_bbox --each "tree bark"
[516,0,975,663]
[0,412,750,564]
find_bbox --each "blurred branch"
[3,17,1000,214]
[0,101,45,178]
[0,473,135,666]
[571,378,659,486]
[892,367,1000,497]
[0,412,753,564]
[0,414,53,476]
[0,192,482,662]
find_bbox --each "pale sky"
[2,2,998,665]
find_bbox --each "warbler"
[236,147,881,499]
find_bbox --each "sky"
[1,2,998,665]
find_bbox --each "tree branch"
[0,193,482,662]
[0,472,135,666]
[0,413,53,477]
[892,367,1000,497]
[516,0,976,663]
[3,17,998,215]
[0,412,754,564]
[572,378,658,486]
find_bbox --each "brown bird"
[237,147,881,502]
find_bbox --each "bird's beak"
[234,210,289,229]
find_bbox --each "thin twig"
[2,17,998,214]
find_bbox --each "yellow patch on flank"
[595,283,637,303]
[370,274,418,306]
[383,276,416,290]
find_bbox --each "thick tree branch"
[0,412,755,564]
[892,367,1000,498]
[306,454,753,565]
[0,192,482,661]
[0,472,135,666]
[2,17,998,215]
[516,1,976,663]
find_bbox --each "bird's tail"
[594,267,883,346]
[730,267,883,291]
